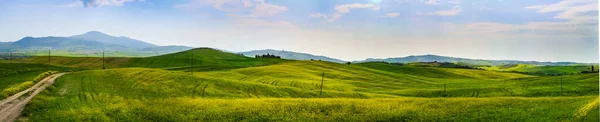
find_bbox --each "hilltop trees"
[255,53,281,59]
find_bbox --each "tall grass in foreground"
[24,95,598,121]
[1,81,33,98]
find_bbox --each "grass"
[21,60,599,121]
[480,64,597,75]
[10,48,598,121]
[24,91,599,121]
[10,48,285,70]
[0,63,77,98]
[17,50,154,57]
[1,81,34,98]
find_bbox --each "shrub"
[33,71,59,82]
[1,81,34,98]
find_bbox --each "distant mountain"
[70,31,156,48]
[0,31,193,57]
[240,49,346,63]
[362,54,583,66]
[12,36,131,51]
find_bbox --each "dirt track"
[0,73,66,122]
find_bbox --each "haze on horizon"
[0,0,597,63]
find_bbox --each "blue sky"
[0,0,597,62]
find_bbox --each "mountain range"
[0,31,591,66]
[0,31,193,56]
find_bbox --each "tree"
[346,62,351,65]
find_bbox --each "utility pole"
[102,51,105,69]
[320,71,324,95]
[560,74,563,95]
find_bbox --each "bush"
[1,81,34,98]
[33,71,59,82]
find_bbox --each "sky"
[0,0,598,62]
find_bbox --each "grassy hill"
[363,54,585,66]
[23,62,599,121]
[11,49,599,121]
[121,48,284,71]
[10,48,286,71]
[240,49,346,63]
[480,64,597,75]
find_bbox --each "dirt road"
[0,73,66,122]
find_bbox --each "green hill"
[240,49,346,63]
[480,64,597,75]
[9,48,599,121]
[11,48,285,71]
[121,48,285,71]
[23,60,599,121]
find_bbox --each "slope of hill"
[22,60,599,121]
[122,48,285,70]
[69,31,156,48]
[363,54,584,66]
[240,49,346,63]
[480,64,597,75]
[12,48,285,71]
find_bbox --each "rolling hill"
[2,46,596,121]
[240,49,346,63]
[10,48,286,70]
[363,54,587,66]
[22,59,599,121]
[122,48,285,70]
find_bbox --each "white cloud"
[177,0,295,30]
[175,0,287,17]
[314,3,380,22]
[80,0,145,8]
[334,3,380,14]
[251,2,288,16]
[448,0,459,4]
[428,5,462,16]
[442,0,598,38]
[241,0,253,7]
[526,0,598,22]
[309,13,328,18]
[424,0,438,5]
[385,12,400,17]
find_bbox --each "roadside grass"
[0,63,77,96]
[1,81,34,98]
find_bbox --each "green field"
[8,48,599,121]
[480,64,597,75]
[10,48,284,70]
[0,63,77,99]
